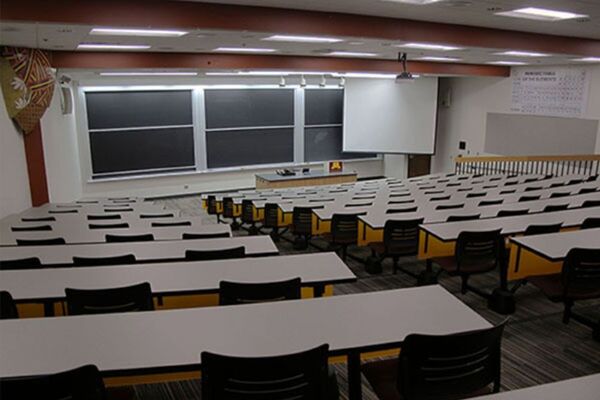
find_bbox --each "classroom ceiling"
[182,0,600,40]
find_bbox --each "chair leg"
[230,218,240,231]
[269,227,280,242]
[563,300,573,324]
[392,256,399,274]
[461,275,469,295]
[342,245,348,261]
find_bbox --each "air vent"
[445,0,473,7]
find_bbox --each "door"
[407,155,431,178]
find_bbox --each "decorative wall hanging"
[1,47,55,133]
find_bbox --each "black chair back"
[581,217,600,230]
[182,232,231,240]
[518,195,541,202]
[241,200,255,223]
[11,225,52,232]
[89,222,129,230]
[48,209,78,214]
[0,291,19,319]
[578,187,597,195]
[581,199,600,208]
[206,195,218,215]
[386,206,418,214]
[0,257,42,270]
[446,214,480,222]
[21,216,55,222]
[292,207,313,236]
[222,197,236,219]
[219,278,301,305]
[397,323,505,400]
[73,254,136,267]
[263,203,279,228]
[496,209,528,217]
[479,199,503,206]
[103,207,133,213]
[561,248,600,299]
[331,213,358,243]
[524,223,562,236]
[383,218,424,256]
[466,192,486,198]
[65,282,154,315]
[0,364,106,400]
[524,186,542,192]
[151,221,192,227]
[87,214,121,221]
[430,195,451,202]
[16,238,66,246]
[185,246,246,261]
[455,230,503,273]
[201,344,331,400]
[543,204,569,212]
[549,182,565,188]
[105,233,154,243]
[550,191,570,198]
[436,203,464,210]
[140,213,175,219]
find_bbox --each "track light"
[319,75,327,87]
[279,76,286,87]
[300,75,307,87]
[339,77,345,87]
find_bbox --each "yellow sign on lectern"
[328,161,343,173]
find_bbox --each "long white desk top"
[510,228,600,261]
[0,253,356,302]
[0,286,490,378]
[471,374,600,400]
[0,212,190,228]
[10,205,179,220]
[0,222,232,246]
[0,236,278,266]
[420,207,600,242]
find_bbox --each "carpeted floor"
[130,196,600,399]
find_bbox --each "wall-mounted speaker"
[440,87,452,108]
[60,86,73,115]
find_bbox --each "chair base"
[488,288,516,315]
[365,256,383,274]
[417,269,439,286]
[571,312,600,343]
[230,220,241,231]
[293,236,309,250]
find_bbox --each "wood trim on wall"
[2,0,599,57]
[23,123,49,206]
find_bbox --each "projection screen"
[343,77,438,154]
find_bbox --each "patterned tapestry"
[1,47,55,134]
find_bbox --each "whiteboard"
[511,67,590,118]
[343,78,438,154]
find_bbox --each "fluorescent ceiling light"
[486,61,528,66]
[90,28,188,37]
[381,0,445,4]
[326,51,378,57]
[399,42,460,51]
[496,7,588,21]
[495,51,549,57]
[418,56,460,62]
[99,72,198,76]
[572,57,600,62]
[213,47,276,53]
[77,43,151,50]
[263,35,342,43]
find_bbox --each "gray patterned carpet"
[129,196,600,399]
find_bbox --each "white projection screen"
[343,77,439,154]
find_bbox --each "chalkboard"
[204,89,294,129]
[206,128,294,168]
[305,89,343,125]
[305,127,375,161]
[90,127,195,175]
[86,90,193,130]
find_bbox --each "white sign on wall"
[511,67,590,118]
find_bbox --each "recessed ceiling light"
[381,0,446,4]
[77,43,151,50]
[214,47,277,53]
[418,56,461,62]
[398,42,461,51]
[263,35,342,43]
[90,28,188,37]
[572,57,600,62]
[495,51,549,57]
[486,61,528,66]
[99,72,198,76]
[495,7,588,21]
[326,51,378,57]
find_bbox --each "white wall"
[0,94,31,218]
[432,65,600,174]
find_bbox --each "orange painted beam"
[51,51,510,77]
[2,0,599,57]
[23,123,49,206]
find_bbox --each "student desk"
[470,374,600,400]
[509,228,600,280]
[0,286,490,400]
[0,253,356,316]
[255,170,358,189]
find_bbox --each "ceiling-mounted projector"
[395,53,415,83]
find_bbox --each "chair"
[48,209,78,214]
[550,191,570,198]
[550,182,565,188]
[103,207,133,213]
[241,199,260,235]
[518,195,541,202]
[386,206,418,214]
[367,218,423,275]
[206,195,221,223]
[21,216,55,222]
[219,278,301,305]
[262,203,284,241]
[151,221,192,227]
[0,257,42,270]
[362,322,505,400]
[88,222,129,230]
[581,217,600,230]
[496,209,528,217]
[466,192,487,198]
[201,344,338,400]
[498,189,516,195]
[0,364,106,400]
[185,246,246,261]
[436,203,464,210]
[87,214,121,221]
[567,179,584,185]
[578,187,597,195]
[446,214,480,222]
[73,254,136,267]
[523,223,562,236]
[529,248,600,341]
[65,282,154,315]
[0,291,19,319]
[11,225,52,232]
[16,238,66,246]
[182,232,231,240]
[430,229,503,297]
[542,203,569,212]
[139,213,175,219]
[322,214,359,261]
[524,186,542,192]
[105,233,154,243]
[479,199,503,206]
[581,199,600,208]
[430,195,451,202]
[222,197,240,230]
[291,206,314,250]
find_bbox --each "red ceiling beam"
[1,0,599,57]
[51,51,509,77]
